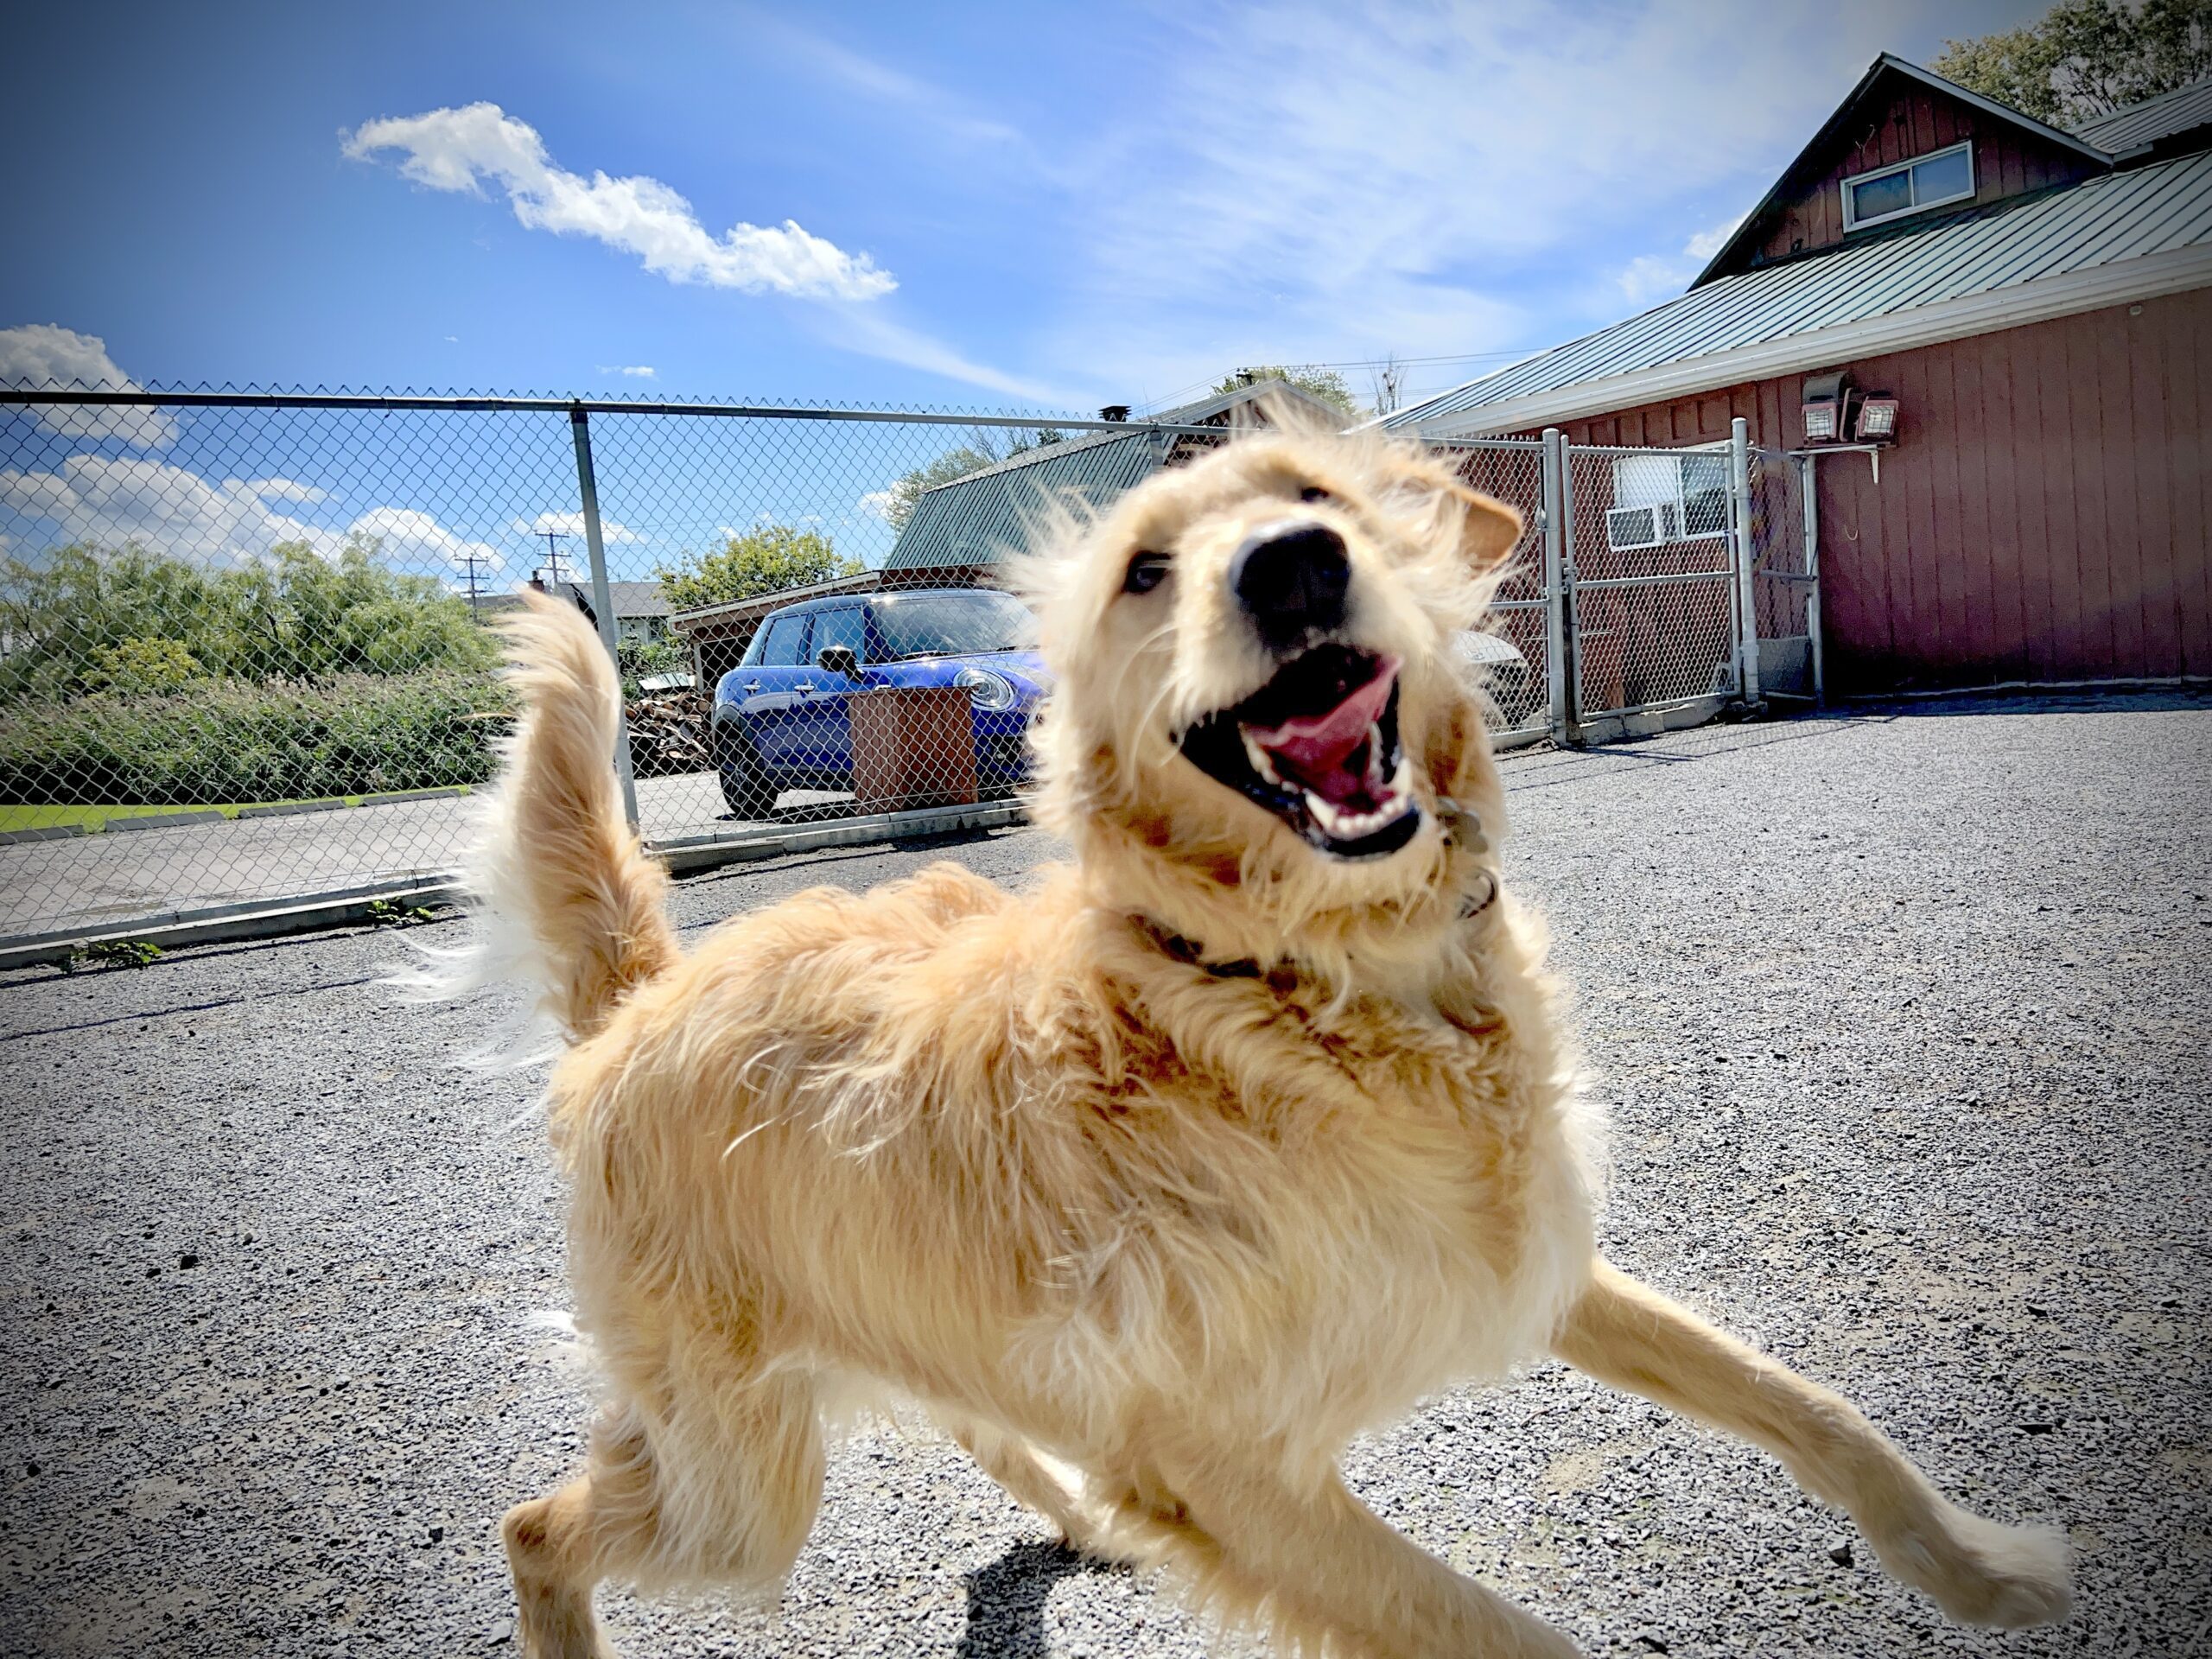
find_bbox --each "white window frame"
[1840,140,1976,232]
[1605,445,1732,552]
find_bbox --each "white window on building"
[1605,449,1732,551]
[1841,142,1975,232]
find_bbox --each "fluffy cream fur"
[436,430,2071,1658]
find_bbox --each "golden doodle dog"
[432,427,2070,1657]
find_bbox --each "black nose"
[1231,522,1350,651]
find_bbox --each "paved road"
[2,694,2207,1656]
[0,770,824,941]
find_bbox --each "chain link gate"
[0,389,1811,954]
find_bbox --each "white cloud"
[343,103,896,302]
[349,506,503,574]
[598,364,656,378]
[856,489,896,523]
[0,325,177,448]
[2,456,332,562]
[1615,213,1755,306]
[518,509,641,543]
[1,455,501,575]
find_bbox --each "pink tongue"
[1248,659,1398,805]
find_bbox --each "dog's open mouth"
[1178,644,1422,858]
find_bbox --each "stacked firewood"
[624,690,713,778]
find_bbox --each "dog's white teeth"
[1303,791,1402,841]
[1239,726,1285,787]
[1363,723,1389,791]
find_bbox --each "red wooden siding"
[1751,84,2103,270]
[1528,288,2212,694]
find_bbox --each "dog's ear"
[1381,450,1524,572]
[1446,483,1522,573]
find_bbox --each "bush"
[81,636,205,694]
[0,671,513,805]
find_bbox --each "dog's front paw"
[1878,1505,2072,1628]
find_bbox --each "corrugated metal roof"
[1386,149,2212,432]
[882,381,1342,571]
[885,430,1169,570]
[2075,75,2212,153]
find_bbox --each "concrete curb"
[0,798,1030,970]
[0,785,480,847]
[0,823,87,846]
[102,809,230,834]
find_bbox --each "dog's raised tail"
[404,591,676,1046]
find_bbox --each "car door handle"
[796,682,815,694]
[741,680,761,693]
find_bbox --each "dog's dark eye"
[1123,552,1171,594]
[1300,485,1332,504]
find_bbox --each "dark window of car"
[871,590,1036,661]
[755,613,811,666]
[810,605,868,664]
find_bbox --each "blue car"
[711,587,1049,817]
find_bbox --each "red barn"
[1387,55,2212,696]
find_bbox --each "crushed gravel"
[2,690,2206,1657]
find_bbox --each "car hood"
[875,648,1051,694]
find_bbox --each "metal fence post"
[1800,453,1824,708]
[569,404,641,828]
[1540,429,1571,744]
[1728,416,1762,708]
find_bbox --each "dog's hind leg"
[943,1414,1103,1549]
[503,1372,827,1659]
[1135,1446,1586,1658]
[1551,1256,2071,1629]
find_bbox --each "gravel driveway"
[3,692,2206,1658]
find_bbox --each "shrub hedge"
[0,672,514,805]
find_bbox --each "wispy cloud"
[762,23,1025,150]
[823,308,1082,406]
[598,364,656,378]
[0,325,177,448]
[1035,2,1916,404]
[343,103,896,301]
[245,478,327,505]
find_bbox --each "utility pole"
[455,550,493,620]
[534,528,573,591]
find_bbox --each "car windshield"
[873,591,1036,660]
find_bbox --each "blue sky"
[3,0,2046,416]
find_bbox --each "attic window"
[1842,142,1974,231]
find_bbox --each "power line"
[455,550,495,619]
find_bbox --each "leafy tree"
[880,428,1071,531]
[654,525,861,612]
[0,538,498,699]
[1211,366,1363,422]
[1935,0,2211,125]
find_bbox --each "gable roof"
[555,578,671,619]
[1690,53,2114,289]
[2074,73,2212,155]
[883,381,1343,573]
[1381,149,2212,438]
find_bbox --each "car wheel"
[713,723,778,820]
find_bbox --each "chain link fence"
[0,391,1813,952]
